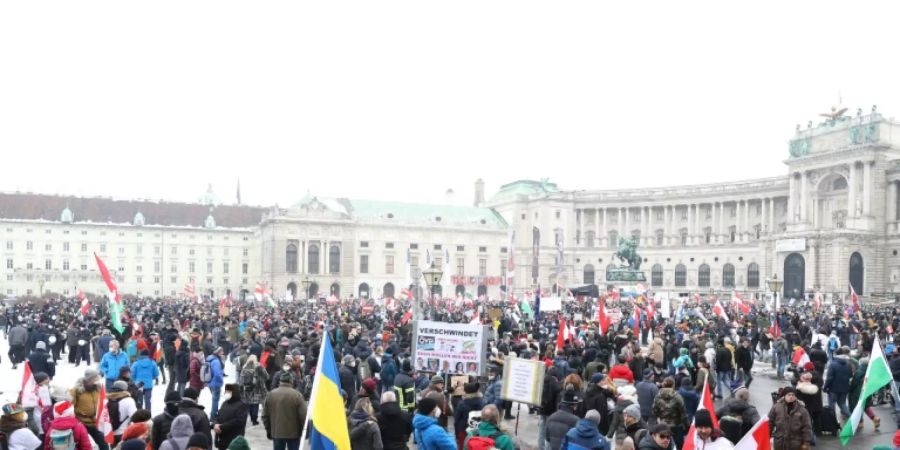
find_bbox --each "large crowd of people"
[0,290,898,450]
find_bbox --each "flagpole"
[298,325,329,450]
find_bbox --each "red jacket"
[608,364,634,383]
[43,416,93,450]
[189,355,204,391]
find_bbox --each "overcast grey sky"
[2,1,898,208]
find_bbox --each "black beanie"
[164,391,182,404]
[187,432,210,448]
[417,397,438,415]
[694,409,713,428]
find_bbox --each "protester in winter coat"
[635,370,658,424]
[637,424,675,450]
[609,355,635,383]
[348,398,383,450]
[239,354,268,426]
[213,384,248,450]
[685,410,733,450]
[101,341,131,391]
[651,378,686,450]
[768,387,813,450]
[70,368,108,450]
[108,381,138,445]
[545,390,581,450]
[411,398,456,450]
[151,392,182,450]
[178,388,212,445]
[463,405,514,450]
[0,403,41,450]
[262,372,308,447]
[795,372,823,434]
[27,342,56,379]
[158,415,194,450]
[188,349,205,393]
[622,405,648,448]
[582,374,614,436]
[562,410,611,450]
[174,344,190,396]
[715,388,759,439]
[42,400,93,450]
[453,383,484,450]
[677,377,700,424]
[483,365,504,408]
[376,391,413,450]
[131,350,160,411]
[824,348,853,419]
[206,348,225,420]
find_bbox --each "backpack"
[241,368,257,390]
[0,431,8,450]
[358,358,371,381]
[828,336,838,351]
[200,358,212,384]
[107,398,130,431]
[466,431,502,450]
[49,428,76,450]
[163,437,184,450]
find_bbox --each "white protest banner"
[657,293,671,319]
[541,296,562,312]
[412,320,488,376]
[500,357,545,406]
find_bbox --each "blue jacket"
[825,356,852,394]
[206,355,225,388]
[412,414,456,450]
[131,355,160,388]
[100,351,130,381]
[98,335,114,355]
[563,419,611,450]
[483,376,503,407]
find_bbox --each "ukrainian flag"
[308,335,351,450]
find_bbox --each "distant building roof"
[488,179,559,204]
[0,192,266,229]
[291,196,506,228]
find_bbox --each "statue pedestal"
[607,268,647,283]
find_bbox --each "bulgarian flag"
[734,417,771,450]
[683,377,718,450]
[94,253,124,334]
[840,335,893,444]
[95,387,114,444]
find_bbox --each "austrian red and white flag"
[633,305,641,336]
[683,378,718,450]
[253,282,269,302]
[849,284,860,313]
[814,292,823,311]
[713,299,729,321]
[19,362,43,408]
[400,288,415,301]
[732,291,750,314]
[556,319,566,351]
[78,289,89,316]
[734,417,771,450]
[184,278,197,300]
[95,387,114,444]
[792,346,811,367]
[597,298,610,334]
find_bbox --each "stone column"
[711,203,718,244]
[848,163,857,218]
[618,207,625,236]
[719,202,725,242]
[889,182,898,233]
[788,174,796,222]
[323,240,328,274]
[769,198,775,233]
[624,207,631,237]
[864,161,873,215]
[664,206,671,246]
[595,208,601,247]
[687,204,694,245]
[640,206,648,246]
[800,171,809,222]
[761,198,768,234]
[602,208,609,246]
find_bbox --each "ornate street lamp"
[301,276,311,300]
[766,274,783,311]
[422,263,443,297]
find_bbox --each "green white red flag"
[94,253,124,334]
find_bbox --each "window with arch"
[747,263,759,288]
[675,264,686,287]
[329,245,341,274]
[583,264,595,284]
[723,263,735,288]
[383,282,395,298]
[285,243,298,273]
[651,264,663,287]
[655,229,664,246]
[308,244,320,274]
[698,264,710,287]
[608,231,618,249]
[585,231,595,248]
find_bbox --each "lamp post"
[421,263,443,319]
[301,276,311,301]
[766,274,783,312]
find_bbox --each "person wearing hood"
[411,397,456,450]
[582,373,614,436]
[43,400,93,450]
[213,384,248,450]
[794,372,823,435]
[637,424,674,450]
[159,415,194,450]
[546,388,581,450]
[671,348,693,373]
[453,382,484,450]
[178,388,212,445]
[262,372,307,448]
[131,349,161,411]
[70,368,109,450]
[715,388,759,438]
[376,391,412,450]
[206,347,225,420]
[823,347,852,420]
[768,387,813,450]
[562,409,610,450]
[651,378,685,450]
[677,377,699,423]
[0,403,41,450]
[152,392,183,450]
[686,410,733,450]
[348,398,382,450]
[635,370,658,424]
[463,404,514,450]
[26,341,55,380]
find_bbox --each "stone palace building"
[1,106,899,302]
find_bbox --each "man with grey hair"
[376,389,412,450]
[464,405,514,450]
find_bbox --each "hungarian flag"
[95,387,114,444]
[94,253,124,334]
[849,283,860,314]
[597,298,610,334]
[792,345,810,367]
[78,289,89,316]
[400,310,413,325]
[734,417,771,450]
[683,378,718,450]
[19,362,43,407]
[840,336,893,444]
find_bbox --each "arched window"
[698,264,710,287]
[655,229,664,246]
[285,243,298,273]
[383,282,395,298]
[583,264,595,284]
[329,245,341,274]
[359,283,370,298]
[477,285,487,297]
[455,284,466,296]
[330,282,340,297]
[308,282,319,299]
[723,263,735,288]
[747,263,759,288]
[608,231,618,249]
[585,231,595,248]
[675,264,687,287]
[287,282,297,298]
[651,264,663,287]
[308,244,320,274]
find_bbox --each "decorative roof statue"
[133,211,145,226]
[60,206,74,224]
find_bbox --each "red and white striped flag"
[184,278,196,300]
[95,387,114,444]
[792,345,811,367]
[732,291,750,314]
[400,288,414,300]
[597,297,610,335]
[734,417,771,450]
[556,319,566,351]
[78,289,89,316]
[713,299,729,321]
[683,378,718,450]
[849,283,860,313]
[19,362,43,408]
